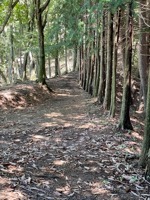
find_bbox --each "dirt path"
[0,73,145,200]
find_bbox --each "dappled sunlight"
[68,114,86,119]
[0,140,11,145]
[1,164,24,174]
[57,93,80,97]
[78,122,97,129]
[45,112,63,118]
[55,185,71,195]
[54,137,62,143]
[0,189,27,199]
[131,117,144,126]
[32,134,49,141]
[53,159,68,166]
[124,146,141,154]
[90,181,109,195]
[124,147,137,154]
[131,131,143,140]
[0,177,11,185]
[41,121,73,128]
[0,72,145,199]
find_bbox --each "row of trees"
[73,0,150,171]
[0,0,150,176]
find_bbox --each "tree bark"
[103,11,113,110]
[110,9,121,117]
[139,67,150,168]
[97,9,106,104]
[35,0,50,84]
[138,0,148,110]
[118,1,133,130]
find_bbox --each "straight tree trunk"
[65,47,68,73]
[8,25,14,83]
[48,56,51,78]
[93,12,100,97]
[139,0,150,169]
[103,11,113,110]
[23,52,28,80]
[98,9,106,104]
[88,30,96,95]
[110,9,121,117]
[85,14,91,93]
[35,0,50,84]
[118,1,133,130]
[55,33,61,76]
[73,45,78,71]
[82,6,88,90]
[138,0,148,110]
[139,67,150,168]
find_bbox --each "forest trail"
[0,72,144,200]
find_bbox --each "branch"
[42,9,49,28]
[40,0,51,13]
[0,0,19,34]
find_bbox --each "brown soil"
[0,72,149,200]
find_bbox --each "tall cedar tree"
[103,10,113,110]
[118,1,133,130]
[138,0,148,110]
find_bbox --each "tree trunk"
[48,56,51,78]
[139,67,150,168]
[138,0,148,110]
[37,14,46,83]
[73,45,78,71]
[118,1,133,130]
[110,9,121,117]
[23,52,28,81]
[103,11,113,110]
[35,0,50,84]
[139,0,150,169]
[65,46,68,73]
[8,25,14,83]
[55,34,61,77]
[97,9,106,104]
[93,10,100,97]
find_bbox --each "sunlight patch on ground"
[131,131,143,140]
[0,140,11,145]
[0,177,11,185]
[53,160,67,166]
[45,112,63,118]
[0,90,13,98]
[67,114,86,119]
[54,137,62,143]
[90,181,109,195]
[41,121,73,128]
[57,93,79,97]
[131,117,144,126]
[32,134,49,141]
[78,122,96,129]
[124,147,136,154]
[2,165,24,174]
[56,185,71,195]
[0,189,26,200]
[86,97,97,104]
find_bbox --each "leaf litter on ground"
[0,72,149,200]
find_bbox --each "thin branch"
[138,13,150,28]
[42,9,49,28]
[0,0,19,34]
[40,0,51,13]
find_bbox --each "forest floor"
[0,72,149,200]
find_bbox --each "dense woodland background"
[0,0,150,194]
